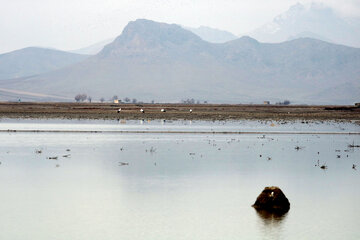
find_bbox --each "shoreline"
[0,102,359,121]
[1,129,359,135]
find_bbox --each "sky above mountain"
[248,2,360,47]
[0,0,359,54]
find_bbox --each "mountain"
[70,38,115,55]
[248,3,360,48]
[287,31,332,42]
[1,19,360,104]
[185,26,238,43]
[69,25,237,56]
[0,47,89,80]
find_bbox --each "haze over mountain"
[248,2,360,48]
[1,19,360,104]
[70,38,115,55]
[0,47,89,80]
[286,31,332,42]
[185,26,238,43]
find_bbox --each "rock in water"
[252,186,290,213]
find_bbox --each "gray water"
[0,119,359,240]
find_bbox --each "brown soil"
[0,102,359,121]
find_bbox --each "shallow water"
[0,118,359,133]
[0,120,359,240]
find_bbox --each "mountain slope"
[185,26,238,43]
[248,3,360,48]
[70,38,115,55]
[1,19,360,104]
[0,47,89,80]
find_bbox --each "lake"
[0,119,359,240]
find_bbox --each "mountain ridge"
[1,19,359,104]
[185,26,238,43]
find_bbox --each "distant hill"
[0,47,89,80]
[287,31,333,42]
[70,38,115,55]
[185,26,238,43]
[247,3,360,48]
[1,19,360,104]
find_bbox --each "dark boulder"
[252,186,290,214]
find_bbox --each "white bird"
[117,108,121,113]
[189,109,193,113]
[161,108,166,112]
[140,109,145,113]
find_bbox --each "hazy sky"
[0,0,359,54]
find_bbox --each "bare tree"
[87,96,92,103]
[75,94,82,102]
[182,98,196,104]
[75,93,87,102]
[100,97,105,103]
[124,97,130,103]
[132,98,137,103]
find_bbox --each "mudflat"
[0,102,359,121]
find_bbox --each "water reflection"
[255,209,288,239]
[118,119,126,124]
[255,209,288,225]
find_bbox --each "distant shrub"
[75,94,87,102]
[276,100,291,105]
